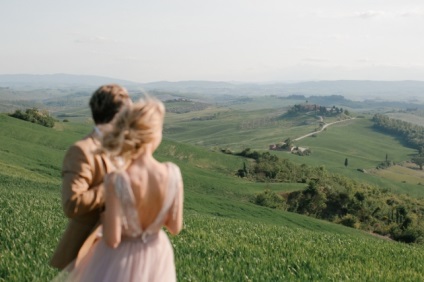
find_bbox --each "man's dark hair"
[89,84,130,124]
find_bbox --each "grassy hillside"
[291,118,423,197]
[1,114,424,281]
[164,104,319,150]
[164,105,424,198]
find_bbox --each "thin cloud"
[303,57,328,62]
[355,10,386,19]
[74,35,118,44]
[302,57,330,63]
[353,9,424,20]
[114,56,146,62]
[361,62,424,68]
[88,50,147,63]
[356,58,373,63]
[399,10,424,18]
[327,34,351,41]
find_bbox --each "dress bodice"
[57,163,182,282]
[109,162,180,240]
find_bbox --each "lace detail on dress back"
[112,162,180,239]
[113,171,143,237]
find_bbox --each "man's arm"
[61,144,105,218]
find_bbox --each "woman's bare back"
[126,159,170,230]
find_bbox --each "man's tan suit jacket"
[50,131,113,270]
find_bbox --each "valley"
[1,79,424,281]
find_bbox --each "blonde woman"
[64,98,184,281]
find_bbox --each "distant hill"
[142,80,424,101]
[0,73,140,89]
[1,74,424,102]
[268,80,424,101]
[114,79,424,103]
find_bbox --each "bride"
[61,97,183,281]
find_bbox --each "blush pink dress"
[60,162,182,282]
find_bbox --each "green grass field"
[165,106,423,198]
[1,113,424,281]
[291,118,423,197]
[164,106,320,150]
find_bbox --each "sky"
[1,0,424,83]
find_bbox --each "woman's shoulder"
[163,162,182,184]
[164,161,181,172]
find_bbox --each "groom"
[50,84,132,270]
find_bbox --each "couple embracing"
[50,84,184,281]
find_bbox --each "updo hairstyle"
[101,97,165,161]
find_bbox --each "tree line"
[372,113,424,151]
[287,103,349,117]
[372,113,424,170]
[231,148,424,244]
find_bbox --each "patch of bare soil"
[369,232,394,242]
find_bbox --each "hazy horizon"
[1,1,424,83]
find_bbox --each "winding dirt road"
[294,117,356,141]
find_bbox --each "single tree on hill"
[411,154,424,170]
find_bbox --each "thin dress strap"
[113,170,143,237]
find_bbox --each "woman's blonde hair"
[101,97,165,161]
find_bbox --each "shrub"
[390,224,424,244]
[376,160,394,169]
[252,189,286,210]
[9,108,55,128]
[338,214,360,229]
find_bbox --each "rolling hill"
[1,114,423,281]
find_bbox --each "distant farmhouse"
[288,103,345,117]
[269,138,311,156]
